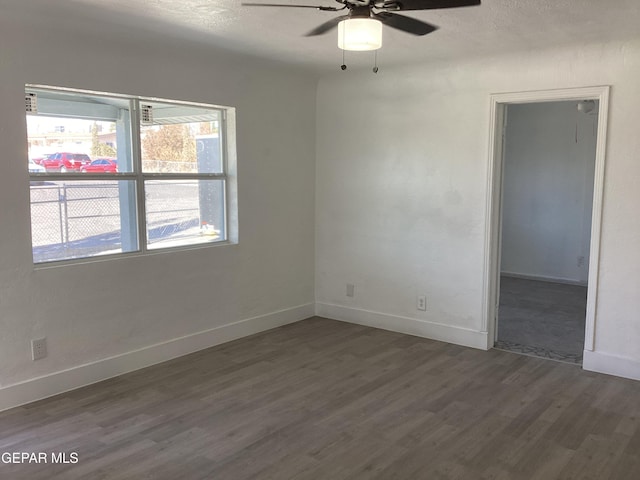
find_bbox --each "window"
[26,85,235,264]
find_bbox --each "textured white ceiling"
[7,0,640,72]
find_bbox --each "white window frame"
[27,84,237,266]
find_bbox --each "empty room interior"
[1,1,640,479]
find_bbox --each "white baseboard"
[8,302,635,413]
[316,303,488,350]
[583,350,640,381]
[0,303,314,412]
[501,271,587,286]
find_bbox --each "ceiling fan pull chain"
[373,49,379,73]
[341,48,347,70]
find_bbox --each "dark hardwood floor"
[1,317,639,479]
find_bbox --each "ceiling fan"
[242,0,481,51]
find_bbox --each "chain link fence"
[141,159,200,173]
[30,181,203,263]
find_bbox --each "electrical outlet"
[417,295,427,311]
[346,283,355,297]
[31,338,47,361]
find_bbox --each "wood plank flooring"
[1,317,639,479]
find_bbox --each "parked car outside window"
[80,158,118,173]
[41,152,91,172]
[28,158,46,173]
[31,153,53,165]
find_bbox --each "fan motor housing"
[349,5,374,18]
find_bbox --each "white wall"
[0,11,317,408]
[316,40,640,379]
[2,7,639,412]
[500,101,597,285]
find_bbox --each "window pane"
[140,101,222,174]
[145,179,225,249]
[30,180,138,263]
[26,89,133,173]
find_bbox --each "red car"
[80,158,118,173]
[42,152,91,172]
[31,153,53,165]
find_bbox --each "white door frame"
[482,86,610,353]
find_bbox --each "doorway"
[484,87,610,365]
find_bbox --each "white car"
[28,158,46,173]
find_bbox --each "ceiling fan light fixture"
[337,18,382,51]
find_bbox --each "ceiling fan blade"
[375,12,438,35]
[379,0,480,11]
[242,3,342,10]
[305,15,349,36]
